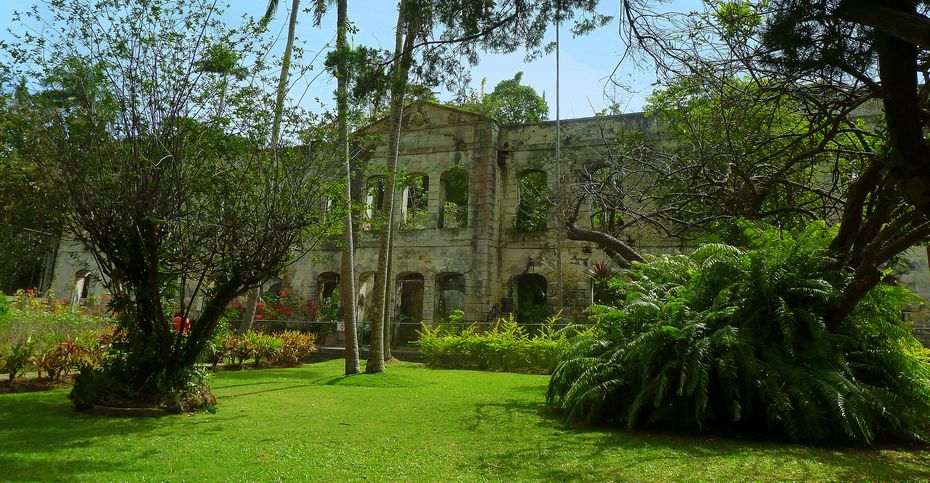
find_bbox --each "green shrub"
[33,338,92,381]
[0,292,10,319]
[417,314,587,373]
[202,310,236,369]
[547,223,930,444]
[216,331,316,369]
[2,337,36,383]
[272,331,317,367]
[245,331,283,368]
[0,308,112,350]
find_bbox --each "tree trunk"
[336,0,360,375]
[369,0,416,373]
[271,0,300,147]
[239,0,301,335]
[238,288,259,334]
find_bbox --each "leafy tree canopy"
[455,72,549,124]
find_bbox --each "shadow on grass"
[0,453,126,481]
[218,384,310,399]
[0,395,163,480]
[309,372,427,388]
[210,367,331,384]
[464,398,930,481]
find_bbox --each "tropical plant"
[272,331,317,367]
[2,337,36,383]
[548,223,930,444]
[417,313,587,373]
[0,292,9,332]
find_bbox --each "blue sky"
[0,0,705,118]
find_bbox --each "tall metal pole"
[555,4,564,313]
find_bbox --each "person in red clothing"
[172,312,191,334]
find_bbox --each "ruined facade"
[47,103,930,345]
[286,103,671,331]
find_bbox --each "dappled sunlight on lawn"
[1,359,927,481]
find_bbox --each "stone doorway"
[393,273,424,348]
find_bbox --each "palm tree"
[334,0,361,374]
[255,0,361,374]
[264,0,301,147]
[367,0,422,372]
[238,0,302,337]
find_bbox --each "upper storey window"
[440,169,468,228]
[515,170,549,232]
[364,176,386,230]
[402,174,429,229]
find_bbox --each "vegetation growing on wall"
[515,171,550,233]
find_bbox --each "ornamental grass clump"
[547,223,930,444]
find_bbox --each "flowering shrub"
[226,290,320,321]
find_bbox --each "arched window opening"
[440,170,468,228]
[265,278,283,297]
[435,272,466,321]
[317,272,340,301]
[393,273,425,347]
[516,170,549,232]
[316,272,340,321]
[589,166,623,233]
[71,270,92,305]
[356,272,377,345]
[364,177,386,230]
[401,175,429,229]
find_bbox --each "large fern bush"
[548,223,930,444]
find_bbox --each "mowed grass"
[1,360,928,481]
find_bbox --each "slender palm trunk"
[369,0,416,372]
[271,0,300,147]
[243,0,301,332]
[336,0,360,375]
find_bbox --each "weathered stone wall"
[44,102,930,346]
[48,237,108,303]
[898,246,930,346]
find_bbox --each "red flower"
[278,290,287,298]
[255,313,263,320]
[24,289,34,295]
[256,302,266,311]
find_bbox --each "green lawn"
[1,360,928,481]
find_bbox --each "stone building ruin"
[46,102,930,346]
